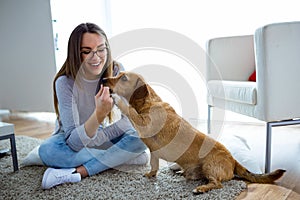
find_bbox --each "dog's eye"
[121,75,128,81]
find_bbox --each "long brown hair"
[53,23,115,120]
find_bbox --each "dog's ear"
[130,78,149,103]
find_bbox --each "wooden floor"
[2,112,300,200]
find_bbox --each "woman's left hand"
[95,84,113,124]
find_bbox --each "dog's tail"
[234,161,286,183]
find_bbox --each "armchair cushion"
[248,70,256,82]
[208,80,257,105]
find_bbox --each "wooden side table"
[0,122,18,171]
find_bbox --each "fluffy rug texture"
[0,136,247,199]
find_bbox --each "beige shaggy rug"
[0,136,247,199]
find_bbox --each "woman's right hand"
[95,84,113,124]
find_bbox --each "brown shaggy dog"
[103,71,285,194]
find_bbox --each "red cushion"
[248,70,256,82]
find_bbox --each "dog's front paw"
[144,171,157,178]
[111,94,129,114]
[111,93,122,105]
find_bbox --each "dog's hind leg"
[192,175,223,194]
[183,165,204,180]
[192,155,235,194]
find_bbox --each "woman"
[39,23,148,189]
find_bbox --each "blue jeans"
[39,129,147,176]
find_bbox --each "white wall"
[108,0,300,122]
[0,0,56,112]
[1,0,299,117]
[110,0,300,48]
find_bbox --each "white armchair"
[206,21,300,173]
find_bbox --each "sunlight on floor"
[10,112,57,123]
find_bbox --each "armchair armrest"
[255,21,300,121]
[206,35,255,81]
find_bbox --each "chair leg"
[265,122,272,173]
[265,119,300,173]
[207,105,212,134]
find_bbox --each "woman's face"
[80,32,108,80]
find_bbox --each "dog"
[103,71,285,194]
